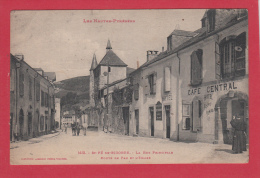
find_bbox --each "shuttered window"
[191,49,203,85]
[219,32,246,79]
[19,73,24,97]
[10,69,15,91]
[164,67,171,92]
[134,83,139,100]
[41,90,44,106]
[192,100,202,132]
[36,82,40,101]
[207,10,215,32]
[29,77,32,100]
[182,103,191,130]
[148,74,156,95]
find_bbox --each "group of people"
[230,115,247,154]
[61,122,87,136]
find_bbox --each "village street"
[10,129,248,165]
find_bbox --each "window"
[134,83,139,100]
[191,49,203,86]
[167,35,173,51]
[182,104,191,130]
[108,67,111,72]
[182,100,202,132]
[19,73,24,97]
[148,74,156,95]
[201,18,206,28]
[45,93,49,107]
[207,10,215,32]
[164,67,171,92]
[36,82,40,101]
[29,77,32,100]
[41,90,44,106]
[220,32,246,78]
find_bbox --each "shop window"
[148,73,156,95]
[164,67,171,92]
[220,32,246,78]
[19,73,24,97]
[190,49,203,86]
[29,77,32,100]
[134,83,139,100]
[41,90,44,106]
[207,9,215,32]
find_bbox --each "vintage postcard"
[10,9,249,165]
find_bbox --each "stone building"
[55,98,61,128]
[10,54,56,141]
[129,9,248,144]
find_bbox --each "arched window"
[220,32,246,78]
[190,49,203,86]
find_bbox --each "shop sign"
[156,101,162,120]
[188,81,238,96]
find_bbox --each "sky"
[11,9,205,81]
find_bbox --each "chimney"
[146,50,159,62]
[137,60,139,68]
[15,53,24,61]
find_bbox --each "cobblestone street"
[10,129,248,165]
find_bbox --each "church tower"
[89,53,98,106]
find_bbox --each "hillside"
[54,76,90,113]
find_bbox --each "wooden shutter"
[134,84,139,100]
[144,78,150,95]
[10,69,15,91]
[164,67,171,92]
[19,73,24,96]
[192,100,201,131]
[191,51,202,85]
[153,74,157,94]
[215,42,221,79]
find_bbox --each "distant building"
[10,54,56,141]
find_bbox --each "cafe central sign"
[188,81,238,96]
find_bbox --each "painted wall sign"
[156,101,162,120]
[188,82,238,96]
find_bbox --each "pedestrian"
[230,115,247,154]
[76,124,80,136]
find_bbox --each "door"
[165,105,171,138]
[123,107,129,135]
[28,112,32,137]
[19,109,24,140]
[135,110,139,134]
[150,107,154,136]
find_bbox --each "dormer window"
[207,10,216,32]
[201,18,206,28]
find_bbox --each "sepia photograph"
[10,9,249,165]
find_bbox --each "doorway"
[135,110,139,135]
[149,107,154,136]
[165,105,171,138]
[19,109,24,140]
[123,107,129,135]
[28,112,32,137]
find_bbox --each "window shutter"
[191,51,202,85]
[10,69,15,91]
[192,100,201,131]
[19,73,24,96]
[215,42,221,79]
[144,78,150,95]
[153,74,157,94]
[164,67,171,92]
[134,84,139,100]
[29,77,32,100]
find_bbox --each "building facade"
[55,98,61,128]
[129,9,248,144]
[10,54,56,141]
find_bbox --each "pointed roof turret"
[90,53,98,71]
[106,39,112,51]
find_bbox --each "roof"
[90,53,98,70]
[33,68,44,71]
[98,50,127,67]
[44,72,56,82]
[132,14,247,74]
[168,29,198,37]
[127,67,135,75]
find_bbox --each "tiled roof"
[168,29,198,37]
[99,50,127,67]
[44,72,56,82]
